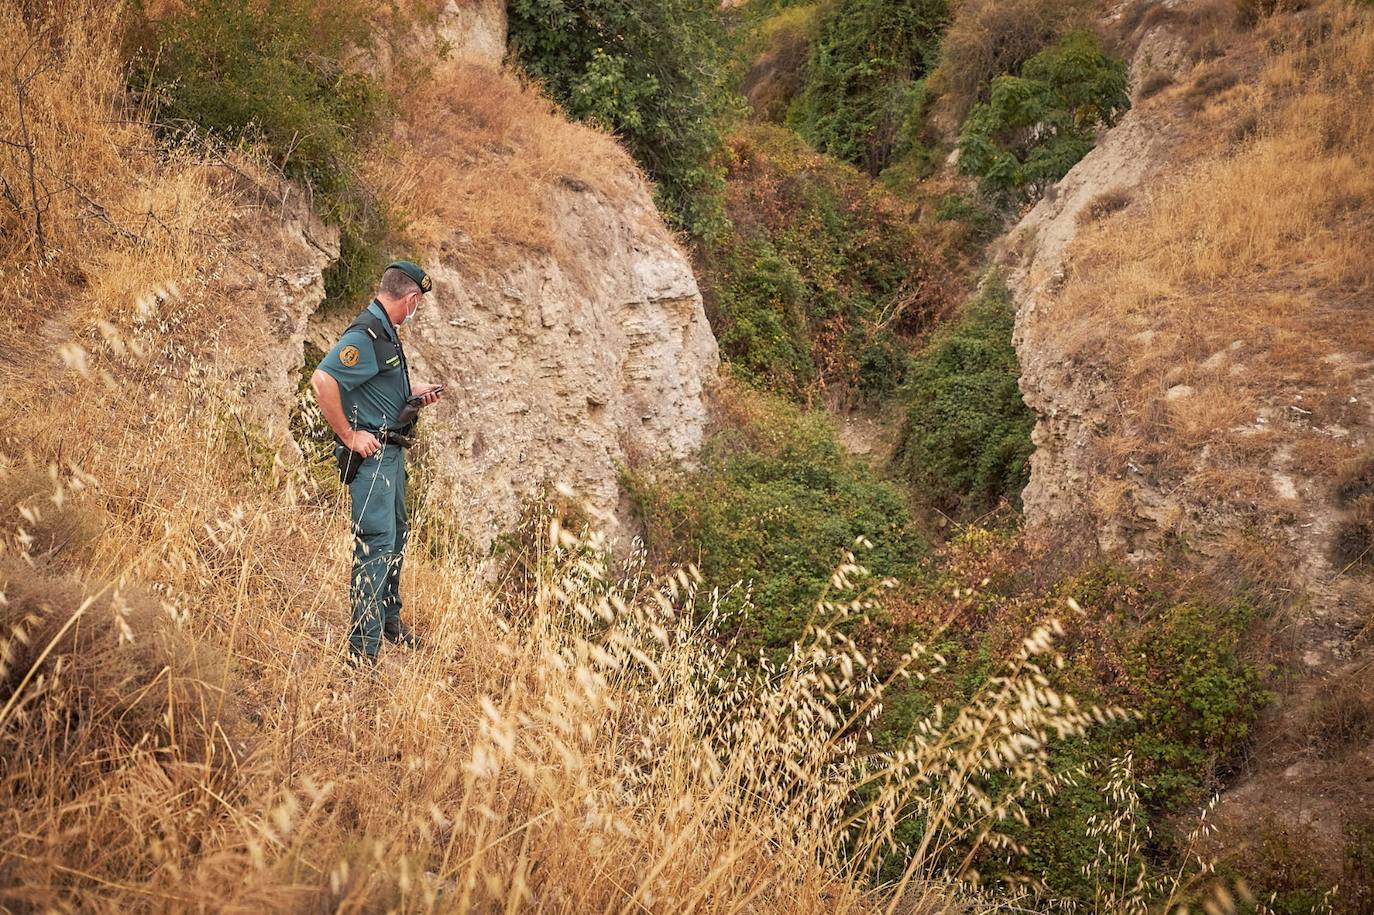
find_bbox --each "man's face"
[401,291,422,324]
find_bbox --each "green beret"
[387,260,433,294]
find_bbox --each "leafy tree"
[507,0,740,237]
[957,30,1129,198]
[893,280,1034,515]
[790,0,949,175]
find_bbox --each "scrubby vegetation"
[893,280,1035,515]
[789,0,949,175]
[739,2,825,122]
[701,125,942,401]
[867,531,1271,905]
[506,0,739,236]
[929,0,1077,122]
[125,0,402,309]
[628,381,926,659]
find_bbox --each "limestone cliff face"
[236,194,339,447]
[434,0,507,65]
[1002,1,1374,849]
[371,181,718,549]
[1003,5,1220,560]
[1004,4,1373,634]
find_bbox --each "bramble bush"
[957,30,1129,198]
[701,126,942,401]
[869,533,1270,905]
[893,279,1034,516]
[929,0,1070,122]
[506,0,739,238]
[790,0,949,175]
[126,0,399,310]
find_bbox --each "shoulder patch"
[339,344,360,367]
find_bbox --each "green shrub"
[739,3,826,123]
[868,545,1270,905]
[126,0,397,309]
[702,126,940,401]
[1120,600,1267,808]
[893,279,1034,515]
[506,0,740,238]
[957,30,1129,198]
[790,0,949,175]
[627,385,926,660]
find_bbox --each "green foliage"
[702,126,939,401]
[893,279,1034,516]
[1119,600,1267,808]
[627,386,926,660]
[126,0,399,310]
[790,0,949,174]
[865,540,1270,905]
[506,0,740,238]
[957,30,1129,198]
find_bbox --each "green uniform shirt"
[318,300,412,432]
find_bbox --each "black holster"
[334,443,365,485]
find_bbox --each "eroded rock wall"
[371,180,718,549]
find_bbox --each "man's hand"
[412,382,445,407]
[346,429,381,458]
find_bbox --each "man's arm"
[311,369,380,458]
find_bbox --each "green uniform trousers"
[346,443,408,659]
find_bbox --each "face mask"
[402,294,420,324]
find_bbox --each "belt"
[337,424,416,450]
[379,428,416,449]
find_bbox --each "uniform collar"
[368,299,399,342]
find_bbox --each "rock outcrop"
[1001,0,1374,861]
[352,181,719,549]
[435,0,507,66]
[1000,4,1184,553]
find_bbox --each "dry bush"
[742,5,821,122]
[1048,3,1374,594]
[369,61,642,269]
[1138,70,1175,99]
[1304,668,1374,756]
[1183,62,1244,111]
[1077,186,1133,224]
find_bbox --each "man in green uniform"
[310,260,444,665]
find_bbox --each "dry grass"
[369,61,645,270]
[1047,2,1374,593]
[1,328,1139,910]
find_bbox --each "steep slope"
[1002,0,1374,874]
